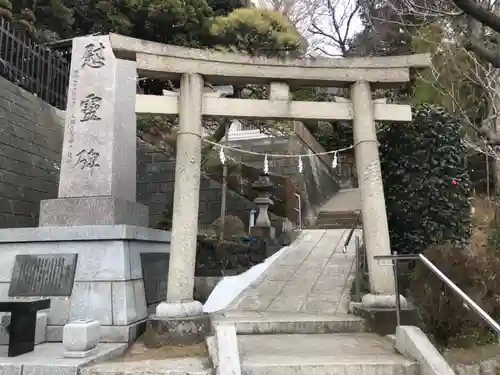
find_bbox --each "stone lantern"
[250,173,275,239]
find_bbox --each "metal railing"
[341,211,367,303]
[374,253,500,334]
[342,210,361,253]
[353,235,367,303]
[294,193,301,230]
[0,17,70,110]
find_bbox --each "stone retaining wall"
[0,76,281,232]
[0,77,63,228]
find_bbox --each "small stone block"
[64,347,98,358]
[63,319,100,352]
[143,314,212,348]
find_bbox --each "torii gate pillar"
[351,81,405,307]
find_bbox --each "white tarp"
[203,246,289,313]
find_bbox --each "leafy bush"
[487,218,500,255]
[210,8,302,57]
[311,104,470,255]
[379,104,471,254]
[0,0,12,20]
[410,242,500,348]
[211,215,246,239]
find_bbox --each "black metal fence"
[0,18,70,110]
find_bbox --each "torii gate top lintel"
[107,33,431,87]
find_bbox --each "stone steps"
[212,311,366,334]
[315,211,361,229]
[81,357,213,375]
[237,333,419,375]
[314,221,361,229]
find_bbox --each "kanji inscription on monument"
[73,148,100,170]
[82,42,106,68]
[9,254,78,297]
[140,253,170,305]
[80,93,102,122]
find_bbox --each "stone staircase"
[315,188,362,229]
[235,333,418,375]
[80,229,426,375]
[211,229,420,375]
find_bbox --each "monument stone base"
[361,293,408,308]
[39,197,149,227]
[0,225,171,343]
[143,314,212,347]
[143,301,210,347]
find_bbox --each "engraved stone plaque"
[9,254,78,297]
[140,253,169,305]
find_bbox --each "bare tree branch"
[307,0,360,57]
[464,39,499,67]
[452,0,500,34]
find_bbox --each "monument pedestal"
[39,197,149,227]
[144,314,211,347]
[143,301,210,347]
[0,225,171,343]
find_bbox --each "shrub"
[0,0,12,20]
[211,215,246,239]
[312,104,471,255]
[379,104,471,254]
[410,242,500,348]
[487,219,500,255]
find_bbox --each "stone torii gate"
[51,34,431,326]
[128,37,430,315]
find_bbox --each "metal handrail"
[374,253,500,334]
[342,210,361,253]
[294,193,302,230]
[344,211,366,303]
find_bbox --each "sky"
[252,0,364,56]
[307,0,363,56]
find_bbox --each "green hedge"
[379,104,471,254]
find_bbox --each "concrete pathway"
[227,229,361,315]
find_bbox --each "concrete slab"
[0,343,127,375]
[237,333,418,375]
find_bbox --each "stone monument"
[0,35,171,344]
